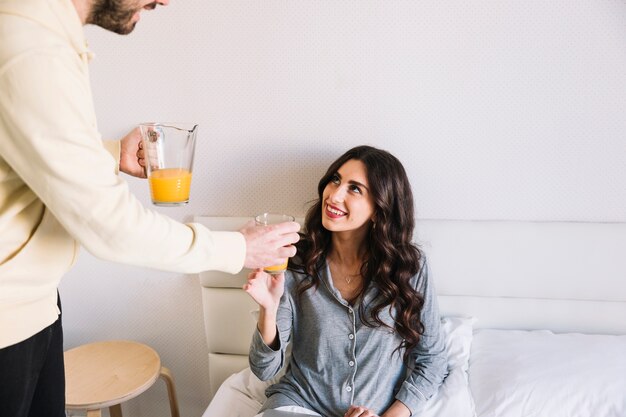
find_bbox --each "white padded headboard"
[195,216,626,398]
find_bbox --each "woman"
[245,146,446,417]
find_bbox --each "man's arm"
[0,51,264,274]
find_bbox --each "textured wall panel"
[60,2,626,416]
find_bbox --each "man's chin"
[98,21,137,35]
[117,22,137,35]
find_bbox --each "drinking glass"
[254,213,295,274]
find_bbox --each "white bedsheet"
[470,329,626,417]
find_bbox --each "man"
[0,0,300,416]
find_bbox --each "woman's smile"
[325,203,347,219]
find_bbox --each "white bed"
[196,216,626,417]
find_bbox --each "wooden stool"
[64,340,180,417]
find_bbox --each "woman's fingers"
[345,406,378,417]
[247,268,264,280]
[243,269,263,290]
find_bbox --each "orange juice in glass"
[139,122,198,206]
[255,213,295,274]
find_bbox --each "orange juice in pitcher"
[149,168,192,205]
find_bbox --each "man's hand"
[119,127,147,178]
[239,220,300,270]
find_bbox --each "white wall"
[59,1,626,416]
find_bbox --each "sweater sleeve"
[0,50,245,274]
[395,260,448,414]
[101,139,120,174]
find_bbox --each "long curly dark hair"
[289,145,425,364]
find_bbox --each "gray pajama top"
[249,259,447,417]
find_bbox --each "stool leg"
[159,366,180,417]
[86,410,102,417]
[109,404,123,417]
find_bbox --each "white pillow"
[440,316,475,372]
[205,316,476,417]
[418,316,476,417]
[469,329,626,417]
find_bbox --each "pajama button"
[348,334,354,340]
[349,361,354,367]
[346,386,352,392]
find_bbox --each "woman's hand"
[244,269,285,348]
[344,400,410,417]
[345,405,379,417]
[243,269,285,311]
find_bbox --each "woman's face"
[321,159,376,235]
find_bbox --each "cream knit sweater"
[0,0,245,348]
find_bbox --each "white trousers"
[254,405,323,417]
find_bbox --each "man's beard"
[87,0,143,35]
